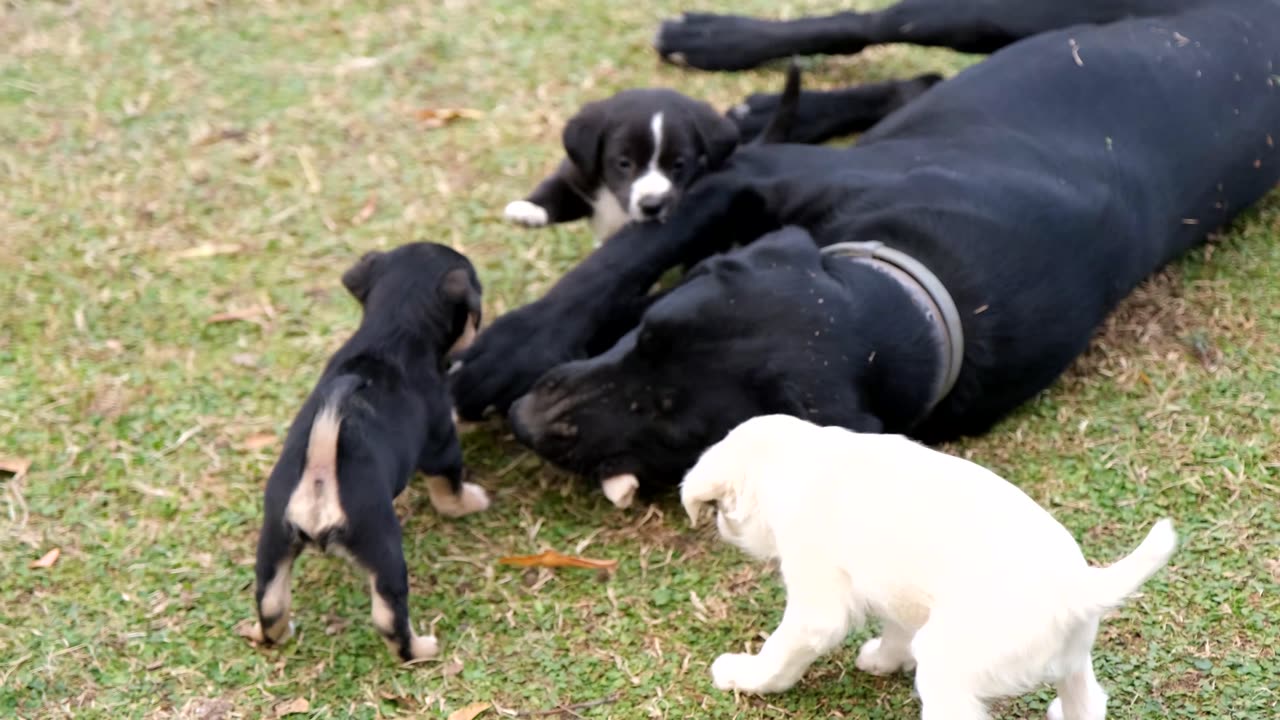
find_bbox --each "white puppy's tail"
[1075,519,1176,617]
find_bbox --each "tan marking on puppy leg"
[285,403,348,539]
[369,576,439,662]
[449,314,479,356]
[255,558,295,644]
[602,474,639,508]
[426,475,491,518]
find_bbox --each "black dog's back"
[791,0,1280,438]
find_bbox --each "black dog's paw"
[450,301,585,422]
[893,73,945,110]
[654,12,785,71]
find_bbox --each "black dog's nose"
[637,195,666,217]
[507,395,536,445]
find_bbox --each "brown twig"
[514,692,622,717]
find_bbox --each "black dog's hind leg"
[504,160,593,228]
[732,74,943,145]
[252,514,302,645]
[351,511,440,663]
[655,0,1206,71]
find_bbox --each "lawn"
[1,1,1277,718]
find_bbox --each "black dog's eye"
[616,157,633,172]
[658,393,675,413]
[671,157,686,173]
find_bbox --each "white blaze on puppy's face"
[590,185,631,241]
[628,112,673,221]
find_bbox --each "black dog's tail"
[301,374,365,499]
[753,61,802,145]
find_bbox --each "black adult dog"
[453,0,1280,505]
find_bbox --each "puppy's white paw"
[456,482,491,516]
[712,652,758,692]
[408,634,440,662]
[504,200,549,227]
[855,637,913,676]
[601,474,639,508]
[247,619,294,645]
[1046,698,1064,720]
[711,652,788,694]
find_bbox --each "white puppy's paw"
[855,637,913,676]
[1046,698,1064,720]
[711,652,787,694]
[504,200,549,227]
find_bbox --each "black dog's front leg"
[504,160,593,228]
[655,0,1207,71]
[452,173,777,420]
[732,74,944,145]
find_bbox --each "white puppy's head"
[681,415,804,560]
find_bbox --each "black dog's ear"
[563,102,609,180]
[693,108,740,169]
[440,267,483,318]
[764,376,885,434]
[342,251,385,303]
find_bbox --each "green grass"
[1,1,1277,718]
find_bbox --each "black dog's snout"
[638,195,666,217]
[508,395,535,443]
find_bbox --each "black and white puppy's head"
[565,89,739,236]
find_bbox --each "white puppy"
[681,414,1176,720]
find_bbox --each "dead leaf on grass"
[0,456,32,478]
[30,548,60,569]
[194,127,249,147]
[498,550,618,572]
[170,243,244,260]
[416,107,484,129]
[242,433,278,452]
[273,697,310,717]
[446,701,490,720]
[352,194,377,225]
[208,301,275,325]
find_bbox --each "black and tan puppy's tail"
[753,61,803,145]
[299,374,366,535]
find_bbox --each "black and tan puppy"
[503,88,740,241]
[248,242,489,663]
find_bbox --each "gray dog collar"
[820,241,965,423]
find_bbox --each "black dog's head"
[341,241,483,358]
[507,228,887,494]
[563,88,739,229]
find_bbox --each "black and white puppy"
[503,88,741,241]
[247,242,489,664]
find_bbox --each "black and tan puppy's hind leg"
[250,519,301,646]
[351,516,440,663]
